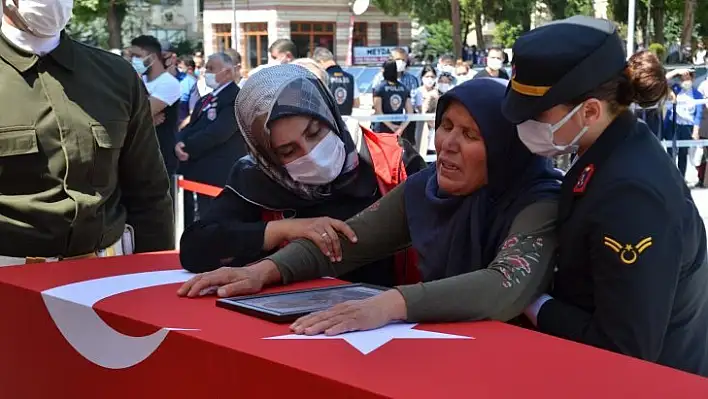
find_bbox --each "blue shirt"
[179,74,197,103]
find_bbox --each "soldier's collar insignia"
[603,236,653,265]
[573,164,595,194]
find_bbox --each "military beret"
[502,16,627,124]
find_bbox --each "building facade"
[140,0,203,44]
[202,0,412,68]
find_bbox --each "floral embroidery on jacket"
[492,235,544,288]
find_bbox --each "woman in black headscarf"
[179,64,425,287]
[179,78,563,334]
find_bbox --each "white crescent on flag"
[41,270,195,370]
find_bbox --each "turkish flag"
[0,253,705,398]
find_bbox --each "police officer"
[0,0,174,264]
[175,52,245,224]
[312,47,359,116]
[372,59,413,135]
[503,16,708,376]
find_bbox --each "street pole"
[626,0,636,58]
[231,0,237,50]
[193,0,199,33]
[346,13,354,66]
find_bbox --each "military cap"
[502,16,627,124]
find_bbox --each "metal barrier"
[173,176,222,249]
[173,97,708,242]
[351,97,708,161]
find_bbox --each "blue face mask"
[194,69,201,77]
[131,57,147,75]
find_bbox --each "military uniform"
[0,32,174,260]
[503,16,708,376]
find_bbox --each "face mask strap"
[549,103,589,151]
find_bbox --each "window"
[212,24,232,53]
[290,22,335,59]
[242,22,268,69]
[353,22,367,47]
[380,22,398,47]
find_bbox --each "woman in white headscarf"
[179,64,426,287]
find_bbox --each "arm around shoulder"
[397,200,559,323]
[267,183,413,284]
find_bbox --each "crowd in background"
[117,32,708,224]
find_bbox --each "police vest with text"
[326,65,355,116]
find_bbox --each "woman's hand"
[177,260,281,298]
[290,289,408,336]
[266,217,358,262]
[693,126,700,140]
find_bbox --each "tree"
[494,21,523,48]
[73,0,130,48]
[425,20,454,56]
[451,0,462,59]
[680,0,697,50]
[543,0,594,19]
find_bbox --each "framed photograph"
[216,283,387,323]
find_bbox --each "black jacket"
[538,112,708,376]
[177,82,246,186]
[179,135,426,287]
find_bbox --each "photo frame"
[216,283,387,323]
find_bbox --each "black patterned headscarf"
[235,64,360,200]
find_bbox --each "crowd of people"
[1,0,708,382]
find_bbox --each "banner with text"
[353,46,410,65]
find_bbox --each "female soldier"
[502,16,708,376]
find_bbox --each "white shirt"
[698,80,708,99]
[676,90,697,126]
[1,23,59,56]
[143,72,181,107]
[197,77,212,97]
[210,81,233,97]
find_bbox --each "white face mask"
[6,0,73,38]
[284,131,346,185]
[517,103,589,157]
[440,65,455,74]
[204,72,219,89]
[487,58,503,71]
[422,77,436,87]
[438,83,451,93]
[681,81,693,91]
[131,56,148,75]
[395,59,406,72]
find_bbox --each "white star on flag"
[264,323,473,355]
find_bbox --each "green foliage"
[483,0,539,31]
[543,0,594,19]
[493,21,523,48]
[648,42,666,60]
[373,0,452,25]
[73,0,129,24]
[425,20,454,56]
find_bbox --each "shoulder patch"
[573,164,595,194]
[603,235,653,265]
